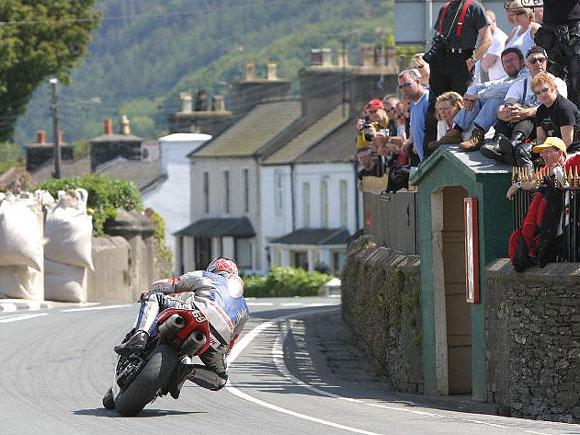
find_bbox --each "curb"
[0,300,52,313]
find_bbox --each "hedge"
[243,267,332,298]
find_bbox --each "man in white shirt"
[480,10,509,82]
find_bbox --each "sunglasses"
[534,86,551,96]
[416,64,425,69]
[385,106,396,113]
[528,56,547,65]
[513,9,527,15]
[398,81,415,90]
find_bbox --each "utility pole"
[49,78,61,179]
[342,38,346,118]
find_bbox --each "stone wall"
[341,245,423,394]
[486,258,580,422]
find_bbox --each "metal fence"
[511,167,580,262]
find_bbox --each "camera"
[362,116,375,141]
[422,34,447,64]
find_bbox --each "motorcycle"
[102,307,211,416]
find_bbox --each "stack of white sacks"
[0,188,93,303]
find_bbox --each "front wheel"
[114,345,178,416]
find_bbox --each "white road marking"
[246,302,274,306]
[0,303,17,312]
[60,304,130,313]
[0,313,48,323]
[280,302,302,307]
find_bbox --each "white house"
[142,133,211,268]
[174,98,302,274]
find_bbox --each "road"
[0,297,578,435]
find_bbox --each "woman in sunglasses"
[504,1,541,58]
[533,72,580,154]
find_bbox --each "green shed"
[409,146,512,401]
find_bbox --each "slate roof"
[270,228,350,245]
[31,157,91,184]
[262,104,349,165]
[174,217,256,237]
[293,117,356,164]
[191,99,302,158]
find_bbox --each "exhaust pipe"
[159,314,185,339]
[181,330,207,356]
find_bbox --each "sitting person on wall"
[428,47,527,152]
[434,91,464,140]
[355,99,389,150]
[506,137,580,272]
[480,46,568,166]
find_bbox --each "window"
[321,179,329,227]
[224,170,230,214]
[274,170,283,216]
[235,238,252,269]
[340,179,348,227]
[242,168,249,213]
[303,182,311,227]
[203,171,209,214]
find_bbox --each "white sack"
[44,259,87,303]
[0,265,44,301]
[0,193,44,271]
[45,189,94,270]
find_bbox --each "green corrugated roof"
[194,99,301,158]
[263,104,348,165]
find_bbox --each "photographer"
[535,0,580,106]
[422,0,492,155]
[355,99,389,149]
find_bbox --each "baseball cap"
[526,46,548,59]
[366,99,384,111]
[532,137,567,155]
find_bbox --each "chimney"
[337,50,349,67]
[120,115,131,135]
[104,118,113,135]
[245,63,255,81]
[37,130,46,145]
[266,62,277,80]
[211,95,226,112]
[310,48,332,66]
[361,47,374,68]
[180,91,193,113]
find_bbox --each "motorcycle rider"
[114,257,249,399]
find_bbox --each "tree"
[0,1,100,142]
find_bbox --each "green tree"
[0,1,100,142]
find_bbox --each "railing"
[512,167,580,262]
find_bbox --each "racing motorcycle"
[102,307,211,416]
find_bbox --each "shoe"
[168,361,195,399]
[480,137,505,162]
[498,132,526,165]
[114,330,149,356]
[428,127,463,150]
[459,127,485,151]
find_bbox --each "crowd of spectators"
[355,0,580,270]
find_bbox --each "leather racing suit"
[133,270,249,391]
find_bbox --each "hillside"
[14,0,392,145]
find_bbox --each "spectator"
[480,10,509,82]
[533,72,580,153]
[411,53,430,86]
[381,94,400,137]
[398,69,429,161]
[428,47,527,152]
[355,99,389,149]
[504,1,541,57]
[435,91,464,139]
[394,100,410,140]
[372,130,411,192]
[356,148,384,190]
[535,0,580,106]
[506,137,580,271]
[422,0,492,155]
[480,46,568,166]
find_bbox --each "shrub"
[148,209,173,268]
[243,267,332,298]
[37,173,143,236]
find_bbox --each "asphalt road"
[0,297,578,435]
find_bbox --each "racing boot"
[480,136,505,162]
[114,330,149,356]
[498,132,526,165]
[168,359,196,399]
[514,141,534,169]
[459,126,485,151]
[427,127,463,151]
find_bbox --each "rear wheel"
[114,345,178,416]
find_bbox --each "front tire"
[114,345,178,416]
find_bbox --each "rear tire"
[102,388,115,410]
[114,345,178,417]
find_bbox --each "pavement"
[0,299,52,313]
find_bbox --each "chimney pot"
[180,91,193,113]
[120,115,131,135]
[245,63,255,81]
[37,130,46,145]
[310,48,332,67]
[58,130,63,144]
[361,47,374,68]
[266,62,277,80]
[211,95,226,112]
[337,51,349,67]
[104,118,113,135]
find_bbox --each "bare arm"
[560,125,575,147]
[536,126,547,145]
[467,25,492,71]
[481,53,499,72]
